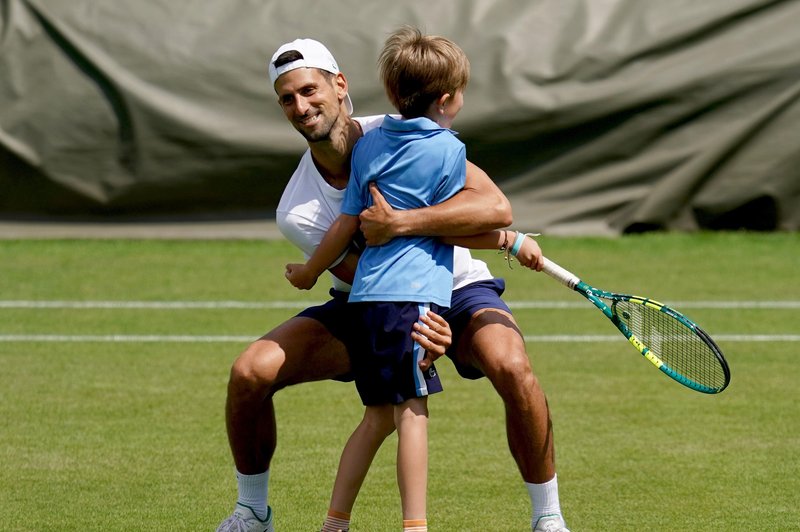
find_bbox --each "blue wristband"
[510,231,526,256]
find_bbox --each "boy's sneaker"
[533,514,570,532]
[216,503,274,532]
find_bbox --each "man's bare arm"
[359,160,512,246]
[327,251,359,285]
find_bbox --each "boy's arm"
[285,214,360,289]
[443,230,545,272]
[358,160,512,246]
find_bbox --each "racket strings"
[614,300,727,389]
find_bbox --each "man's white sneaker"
[216,503,274,532]
[533,514,570,532]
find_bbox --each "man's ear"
[336,73,349,103]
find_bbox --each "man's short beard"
[298,128,331,143]
[294,117,335,143]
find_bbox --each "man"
[216,38,569,532]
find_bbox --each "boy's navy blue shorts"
[347,301,444,406]
[296,278,511,383]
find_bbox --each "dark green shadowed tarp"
[1,0,798,234]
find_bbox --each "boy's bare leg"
[394,397,430,521]
[328,404,396,513]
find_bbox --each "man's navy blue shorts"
[296,289,359,382]
[441,278,511,379]
[295,278,511,382]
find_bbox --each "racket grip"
[542,257,581,289]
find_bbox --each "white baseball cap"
[268,38,353,114]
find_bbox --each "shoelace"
[220,514,254,532]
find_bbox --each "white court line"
[522,334,800,343]
[0,334,798,343]
[0,300,312,309]
[511,301,800,309]
[1,300,799,309]
[0,334,253,342]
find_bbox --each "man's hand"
[359,182,398,246]
[513,234,544,272]
[285,263,318,290]
[358,161,513,246]
[412,310,452,371]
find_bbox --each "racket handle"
[542,257,581,289]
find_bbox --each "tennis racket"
[542,257,730,394]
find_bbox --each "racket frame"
[542,258,730,394]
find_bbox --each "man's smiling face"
[274,68,345,143]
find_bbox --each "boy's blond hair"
[378,26,470,119]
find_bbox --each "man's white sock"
[236,469,270,521]
[526,473,561,525]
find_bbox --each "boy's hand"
[285,263,318,290]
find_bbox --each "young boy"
[285,27,542,531]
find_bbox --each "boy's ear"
[436,93,451,110]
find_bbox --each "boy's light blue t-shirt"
[341,115,466,307]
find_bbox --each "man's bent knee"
[228,340,283,398]
[465,321,538,393]
[229,317,352,397]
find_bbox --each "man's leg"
[226,316,351,473]
[218,316,352,531]
[455,307,567,530]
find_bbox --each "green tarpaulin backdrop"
[2,0,799,234]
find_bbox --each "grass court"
[1,232,797,530]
